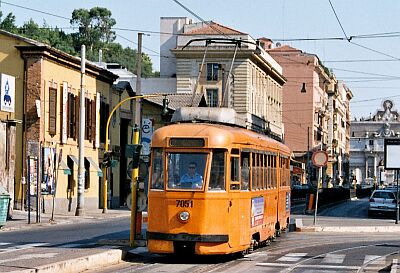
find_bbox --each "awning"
[67,155,103,177]
[68,155,79,166]
[85,157,103,177]
[58,159,71,175]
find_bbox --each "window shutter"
[48,87,57,136]
[67,93,71,137]
[74,95,79,140]
[91,99,96,143]
[84,98,89,140]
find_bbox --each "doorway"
[119,118,130,206]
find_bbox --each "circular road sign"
[311,151,328,167]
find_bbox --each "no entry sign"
[312,151,328,167]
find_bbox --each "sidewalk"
[2,208,132,232]
[0,208,135,273]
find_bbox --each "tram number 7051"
[176,200,193,208]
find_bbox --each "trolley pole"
[135,33,142,128]
[130,127,139,247]
[76,45,85,216]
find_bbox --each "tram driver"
[180,162,203,189]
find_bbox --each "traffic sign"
[311,151,328,167]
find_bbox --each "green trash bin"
[0,186,10,226]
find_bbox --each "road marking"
[391,258,398,273]
[0,252,58,264]
[322,253,345,264]
[277,253,307,262]
[257,262,359,270]
[364,255,383,264]
[0,243,49,254]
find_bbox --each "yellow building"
[0,30,137,213]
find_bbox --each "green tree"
[0,11,17,32]
[70,7,116,52]
[18,19,75,55]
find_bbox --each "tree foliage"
[0,11,17,32]
[0,7,158,77]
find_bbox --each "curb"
[8,249,126,273]
[296,226,400,233]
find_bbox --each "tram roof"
[151,122,290,154]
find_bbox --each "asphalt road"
[0,217,130,245]
[87,232,400,273]
[0,217,131,272]
[87,198,400,273]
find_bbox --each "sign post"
[311,150,328,226]
[384,138,400,224]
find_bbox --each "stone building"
[160,17,286,140]
[0,30,143,213]
[268,45,352,187]
[350,100,400,187]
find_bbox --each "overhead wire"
[328,0,351,41]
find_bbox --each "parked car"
[368,189,398,217]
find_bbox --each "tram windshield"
[167,152,207,190]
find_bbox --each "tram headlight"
[178,211,190,222]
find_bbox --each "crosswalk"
[0,241,97,256]
[247,251,394,271]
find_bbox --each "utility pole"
[76,45,85,216]
[307,126,310,185]
[135,33,142,127]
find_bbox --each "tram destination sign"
[169,138,205,147]
[384,138,400,170]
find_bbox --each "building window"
[84,98,96,142]
[67,93,78,139]
[206,89,218,107]
[84,158,90,189]
[369,139,374,146]
[207,63,219,81]
[48,87,57,136]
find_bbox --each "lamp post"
[102,94,164,213]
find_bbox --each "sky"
[1,0,400,119]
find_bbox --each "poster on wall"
[42,147,56,194]
[27,156,38,196]
[0,73,15,113]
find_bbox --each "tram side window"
[264,154,268,189]
[230,156,240,190]
[150,148,164,190]
[209,150,225,191]
[271,155,277,188]
[261,154,266,189]
[241,152,250,190]
[252,153,257,190]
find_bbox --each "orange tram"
[147,109,291,255]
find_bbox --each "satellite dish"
[276,42,281,47]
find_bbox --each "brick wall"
[25,56,44,143]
